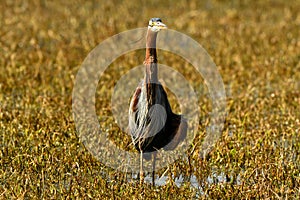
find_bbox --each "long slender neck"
[144,29,158,83]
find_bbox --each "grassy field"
[1,0,299,199]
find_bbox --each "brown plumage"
[128,18,187,186]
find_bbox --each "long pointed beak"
[156,22,168,30]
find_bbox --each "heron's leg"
[140,151,144,185]
[152,152,157,186]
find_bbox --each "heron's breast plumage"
[129,81,187,152]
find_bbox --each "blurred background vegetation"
[0,0,299,199]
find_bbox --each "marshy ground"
[1,0,299,199]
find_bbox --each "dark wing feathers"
[128,82,187,152]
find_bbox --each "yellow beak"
[155,22,168,30]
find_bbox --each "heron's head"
[148,18,167,32]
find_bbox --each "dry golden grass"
[1,0,299,199]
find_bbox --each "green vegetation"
[1,0,299,199]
